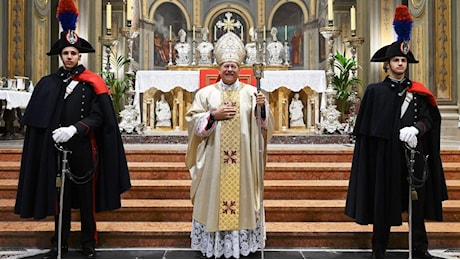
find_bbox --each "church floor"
[0,247,457,259]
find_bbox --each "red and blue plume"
[393,5,413,42]
[56,0,79,31]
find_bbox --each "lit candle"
[241,26,244,40]
[169,25,172,41]
[193,26,195,41]
[214,26,217,41]
[285,25,287,41]
[263,25,266,41]
[106,2,112,32]
[328,0,334,22]
[350,6,356,32]
[127,0,133,22]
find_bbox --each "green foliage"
[101,49,131,118]
[332,50,362,120]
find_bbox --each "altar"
[134,69,326,133]
[0,89,32,139]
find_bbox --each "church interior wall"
[0,0,7,77]
[0,0,458,135]
[454,1,460,110]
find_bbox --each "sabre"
[55,143,72,259]
[404,143,429,259]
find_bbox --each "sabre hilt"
[404,143,429,200]
[55,143,72,188]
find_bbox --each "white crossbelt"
[401,91,413,118]
[64,80,79,99]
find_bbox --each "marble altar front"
[134,69,326,133]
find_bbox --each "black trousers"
[52,176,97,248]
[372,184,428,252]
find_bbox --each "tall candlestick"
[127,0,133,22]
[214,26,217,41]
[169,25,172,41]
[263,25,266,41]
[350,6,356,32]
[193,26,195,41]
[106,2,112,32]
[241,26,244,40]
[285,25,287,41]
[328,0,334,22]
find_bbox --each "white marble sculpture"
[197,27,214,65]
[155,93,172,127]
[289,92,305,127]
[245,27,257,65]
[174,29,191,65]
[266,27,284,65]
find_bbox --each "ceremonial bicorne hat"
[214,31,246,65]
[47,0,95,56]
[371,5,418,63]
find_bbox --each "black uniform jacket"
[14,65,131,219]
[344,77,448,226]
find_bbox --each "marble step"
[1,221,459,249]
[2,146,460,163]
[1,161,460,181]
[2,199,460,222]
[0,161,355,180]
[2,179,460,200]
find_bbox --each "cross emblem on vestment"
[222,200,237,214]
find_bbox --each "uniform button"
[82,95,85,98]
[81,108,84,111]
[414,109,418,113]
[81,101,85,105]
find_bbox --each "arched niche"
[148,1,191,69]
[267,1,309,68]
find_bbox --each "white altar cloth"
[261,70,326,93]
[134,70,326,110]
[0,89,32,109]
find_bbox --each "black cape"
[14,66,131,219]
[344,77,448,226]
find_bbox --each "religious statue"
[266,27,284,65]
[289,93,305,127]
[245,27,257,65]
[196,27,214,65]
[174,29,191,65]
[155,93,172,127]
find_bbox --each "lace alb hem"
[190,219,265,259]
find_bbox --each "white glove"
[399,126,419,148]
[52,126,77,143]
[407,136,418,148]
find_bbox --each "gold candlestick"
[98,35,119,72]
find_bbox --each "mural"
[153,3,186,68]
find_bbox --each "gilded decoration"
[8,0,26,77]
[434,0,452,101]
